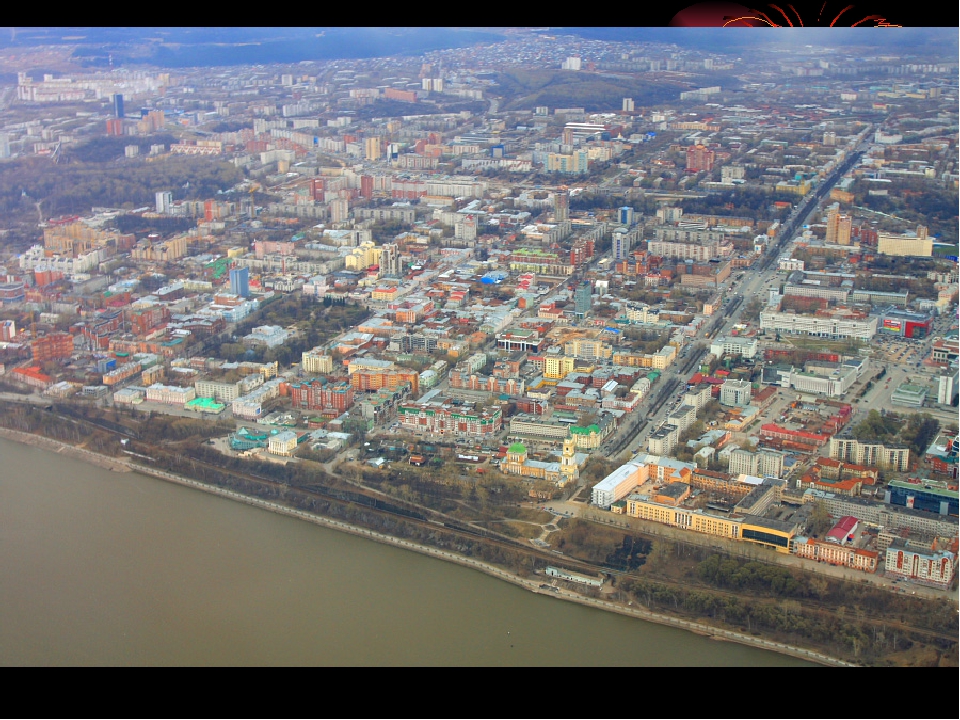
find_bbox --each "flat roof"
[888,480,958,499]
[741,514,797,534]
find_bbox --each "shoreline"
[0,427,852,667]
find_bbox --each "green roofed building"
[570,422,610,449]
[229,426,270,451]
[185,397,226,415]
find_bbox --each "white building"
[268,430,299,457]
[667,404,697,433]
[145,383,196,406]
[243,325,290,348]
[774,364,861,398]
[728,449,785,478]
[156,191,173,214]
[682,384,712,411]
[647,424,680,455]
[719,379,751,407]
[710,336,758,360]
[778,257,805,272]
[760,311,877,341]
[591,462,648,508]
[937,370,958,405]
[232,378,283,420]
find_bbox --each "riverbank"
[0,428,849,666]
[0,427,131,473]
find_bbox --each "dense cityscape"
[0,27,957,666]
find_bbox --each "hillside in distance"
[0,27,509,67]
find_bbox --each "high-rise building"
[114,94,124,119]
[622,97,635,112]
[618,206,634,226]
[0,133,9,159]
[364,136,382,161]
[573,281,592,318]
[685,144,715,173]
[230,267,250,298]
[379,243,400,277]
[329,198,349,224]
[1,319,16,341]
[155,191,173,214]
[612,228,635,260]
[554,191,569,222]
[562,56,582,71]
[825,203,852,245]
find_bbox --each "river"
[0,437,811,666]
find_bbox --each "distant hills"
[0,27,509,66]
[0,27,954,67]
[561,27,958,56]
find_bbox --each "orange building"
[32,333,74,363]
[12,366,53,389]
[795,537,878,573]
[384,88,418,103]
[350,369,419,394]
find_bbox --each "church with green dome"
[501,437,587,487]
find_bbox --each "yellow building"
[877,226,932,257]
[500,438,584,487]
[564,338,613,361]
[301,349,333,374]
[651,345,677,370]
[569,423,605,450]
[775,179,811,196]
[544,355,575,379]
[345,241,382,271]
[613,352,653,368]
[740,518,795,553]
[825,204,852,245]
[131,235,188,262]
[371,287,399,301]
[42,221,134,258]
[625,495,743,539]
[364,136,382,161]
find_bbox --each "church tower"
[559,437,579,487]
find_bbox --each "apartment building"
[829,435,910,472]
[884,538,955,587]
[397,403,501,437]
[728,449,785,479]
[760,311,877,341]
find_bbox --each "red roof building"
[826,516,859,544]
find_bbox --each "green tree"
[808,501,832,537]
[741,297,763,322]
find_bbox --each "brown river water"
[0,437,812,666]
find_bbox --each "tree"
[808,501,832,537]
[898,414,940,456]
[741,297,763,322]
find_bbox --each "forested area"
[0,149,243,227]
[851,177,958,244]
[491,69,687,112]
[852,410,940,456]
